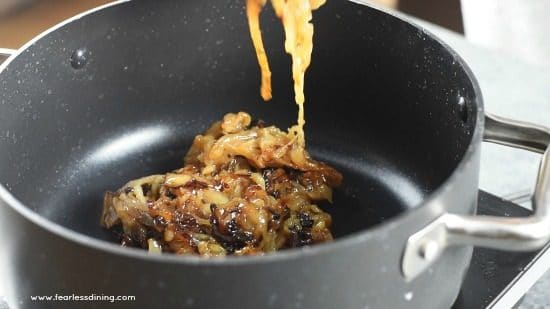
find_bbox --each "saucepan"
[1,0,549,308]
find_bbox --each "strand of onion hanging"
[246,0,326,147]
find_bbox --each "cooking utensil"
[1,0,549,308]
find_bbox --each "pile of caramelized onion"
[102,1,336,256]
[102,112,342,256]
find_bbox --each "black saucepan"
[1,0,550,308]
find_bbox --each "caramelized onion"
[246,0,326,146]
[101,112,342,256]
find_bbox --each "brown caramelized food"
[246,0,326,147]
[101,112,342,256]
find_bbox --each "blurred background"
[0,0,112,48]
[0,0,463,50]
[1,0,550,69]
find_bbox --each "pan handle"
[0,48,17,63]
[402,113,550,280]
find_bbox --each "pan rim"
[0,0,484,265]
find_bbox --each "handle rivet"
[70,48,88,69]
[419,240,439,261]
[457,96,468,123]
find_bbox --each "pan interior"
[0,0,478,241]
[25,128,427,241]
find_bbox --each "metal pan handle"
[402,113,550,280]
[0,48,17,64]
